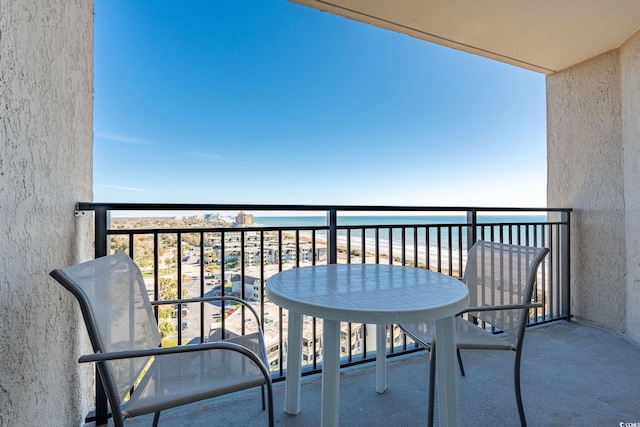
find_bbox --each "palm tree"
[158,319,176,339]
[161,287,177,301]
[158,305,173,319]
[160,277,177,301]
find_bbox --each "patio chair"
[50,251,274,427]
[399,240,549,427]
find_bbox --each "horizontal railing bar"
[78,201,571,213]
[474,221,568,226]
[103,223,568,237]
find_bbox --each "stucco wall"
[547,51,627,332]
[621,31,640,343]
[0,1,94,426]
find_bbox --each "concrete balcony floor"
[123,321,640,426]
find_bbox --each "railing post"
[92,206,109,425]
[466,209,477,249]
[560,210,571,320]
[94,206,109,258]
[328,208,337,264]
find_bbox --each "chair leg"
[428,341,436,427]
[514,349,527,427]
[266,380,275,427]
[152,411,161,427]
[261,384,266,410]
[456,348,465,377]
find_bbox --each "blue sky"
[94,0,547,208]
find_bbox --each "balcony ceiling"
[291,0,640,74]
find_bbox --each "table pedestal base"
[376,324,387,393]
[321,319,341,427]
[435,316,459,426]
[284,311,303,415]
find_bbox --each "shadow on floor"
[117,321,640,427]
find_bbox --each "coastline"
[281,230,462,277]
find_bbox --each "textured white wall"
[621,31,640,343]
[0,1,94,426]
[547,51,628,332]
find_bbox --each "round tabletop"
[266,264,469,324]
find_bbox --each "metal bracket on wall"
[75,211,86,217]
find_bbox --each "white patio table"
[266,263,469,427]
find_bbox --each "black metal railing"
[76,202,571,424]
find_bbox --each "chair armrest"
[79,341,265,366]
[462,302,543,313]
[80,341,273,391]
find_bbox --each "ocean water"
[253,214,550,259]
[254,214,547,228]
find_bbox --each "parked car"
[173,303,190,316]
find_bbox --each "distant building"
[230,274,261,301]
[235,211,254,226]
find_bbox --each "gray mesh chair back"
[55,252,160,405]
[399,240,549,427]
[51,251,274,427]
[463,240,549,339]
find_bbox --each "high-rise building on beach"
[235,211,254,226]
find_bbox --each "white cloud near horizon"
[95,131,152,145]
[96,184,148,192]
[235,157,256,164]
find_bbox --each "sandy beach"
[280,230,463,277]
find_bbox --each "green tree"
[205,263,220,274]
[160,277,178,301]
[182,233,200,247]
[158,305,173,319]
[134,244,154,269]
[163,254,176,269]
[225,259,239,270]
[161,287,177,301]
[158,319,176,339]
[160,233,177,248]
[110,236,128,253]
[204,250,219,265]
